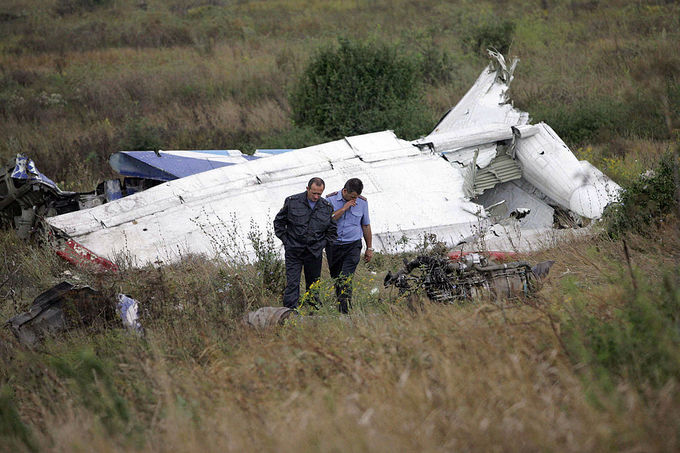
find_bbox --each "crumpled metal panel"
[472,154,523,195]
[427,50,619,220]
[428,51,529,135]
[10,155,62,192]
[415,124,513,153]
[473,180,555,229]
[47,131,484,264]
[443,144,498,168]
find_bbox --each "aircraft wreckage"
[0,51,620,268]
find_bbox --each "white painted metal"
[416,123,539,156]
[443,144,498,168]
[473,181,555,229]
[428,51,529,134]
[48,131,485,265]
[514,122,619,219]
[159,150,246,161]
[45,51,622,266]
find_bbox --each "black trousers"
[283,247,323,309]
[326,240,362,313]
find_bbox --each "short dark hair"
[343,178,363,195]
[307,177,325,188]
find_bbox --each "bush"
[604,150,680,238]
[464,20,515,56]
[258,125,327,151]
[290,38,432,140]
[402,29,457,87]
[120,118,164,151]
[531,97,629,145]
[417,44,455,86]
[530,88,675,145]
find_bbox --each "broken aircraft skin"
[0,149,291,237]
[6,281,118,346]
[0,156,82,240]
[6,281,142,346]
[7,51,620,267]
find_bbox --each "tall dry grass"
[1,218,679,451]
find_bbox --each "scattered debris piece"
[116,294,143,333]
[1,156,78,239]
[384,252,554,303]
[5,282,115,346]
[243,306,298,328]
[52,234,119,273]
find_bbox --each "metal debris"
[5,282,115,346]
[243,306,298,328]
[384,252,554,303]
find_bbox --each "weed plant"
[604,149,680,238]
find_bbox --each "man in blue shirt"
[326,178,373,313]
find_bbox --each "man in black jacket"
[274,177,337,309]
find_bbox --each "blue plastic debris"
[11,155,61,190]
[116,294,143,333]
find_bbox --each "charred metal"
[384,253,554,303]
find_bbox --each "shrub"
[257,125,327,151]
[402,29,457,87]
[530,88,675,145]
[248,220,286,299]
[290,38,432,140]
[531,97,629,145]
[120,118,164,151]
[464,20,515,56]
[417,44,456,86]
[604,150,680,238]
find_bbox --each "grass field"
[1,0,680,451]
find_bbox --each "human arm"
[332,198,356,221]
[362,224,373,263]
[325,213,338,244]
[330,192,367,221]
[273,198,289,242]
